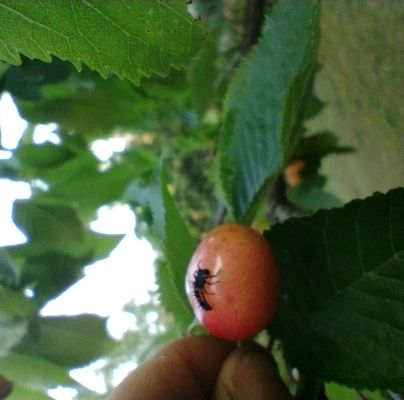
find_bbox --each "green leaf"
[326,382,387,400]
[149,168,196,329]
[0,61,9,78]
[5,58,73,101]
[0,287,35,319]
[10,200,121,261]
[18,72,156,135]
[19,235,122,305]
[11,200,85,258]
[3,385,48,400]
[15,314,115,368]
[7,59,190,135]
[31,148,95,179]
[46,162,145,213]
[19,252,87,305]
[189,35,219,118]
[0,249,18,285]
[0,352,79,393]
[0,0,204,84]
[325,382,362,400]
[293,132,355,161]
[285,132,353,211]
[219,0,320,220]
[15,143,75,169]
[35,150,150,216]
[85,230,123,261]
[0,286,33,355]
[267,188,404,390]
[303,89,325,121]
[9,199,122,304]
[0,316,28,357]
[286,173,343,211]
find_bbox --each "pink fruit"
[185,224,279,341]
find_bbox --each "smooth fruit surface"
[185,223,279,340]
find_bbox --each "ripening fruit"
[284,158,306,187]
[185,223,279,341]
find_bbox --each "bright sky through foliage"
[0,93,157,396]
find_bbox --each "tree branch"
[242,0,269,53]
[0,375,12,400]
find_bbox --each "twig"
[213,203,227,226]
[0,375,12,399]
[295,375,324,400]
[355,389,369,400]
[242,0,268,53]
[267,175,307,223]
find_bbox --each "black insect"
[192,260,220,311]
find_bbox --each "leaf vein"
[70,0,102,70]
[355,202,366,274]
[323,213,338,291]
[0,3,69,41]
[388,194,396,255]
[346,307,404,357]
[289,227,325,303]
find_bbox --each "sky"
[0,92,157,397]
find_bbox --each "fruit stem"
[0,375,12,399]
[295,374,324,400]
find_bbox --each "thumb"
[213,344,292,400]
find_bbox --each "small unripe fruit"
[185,223,279,341]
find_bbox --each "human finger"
[107,335,235,400]
[213,343,292,400]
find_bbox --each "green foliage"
[15,314,116,368]
[326,382,386,400]
[5,58,199,140]
[15,143,75,169]
[0,0,203,84]
[0,249,18,285]
[0,61,9,78]
[267,188,404,389]
[11,200,85,257]
[286,174,343,211]
[16,69,166,135]
[0,353,84,397]
[188,35,219,118]
[20,75,152,135]
[292,131,354,161]
[4,387,48,400]
[6,199,121,307]
[0,287,33,356]
[10,200,120,259]
[16,252,88,304]
[36,155,149,216]
[286,132,354,211]
[4,58,72,101]
[220,0,320,221]
[126,166,195,330]
[0,286,35,319]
